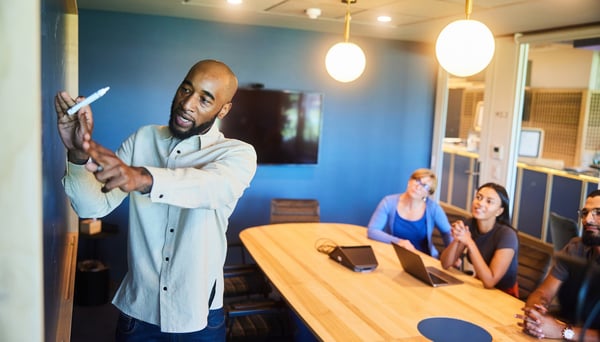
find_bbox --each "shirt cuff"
[144,166,167,201]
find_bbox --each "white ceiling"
[77,0,600,43]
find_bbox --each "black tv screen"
[219,88,323,165]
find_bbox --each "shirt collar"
[157,122,222,150]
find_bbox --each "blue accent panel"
[79,10,438,279]
[450,155,471,210]
[440,152,451,203]
[550,176,582,222]
[517,169,547,237]
[587,182,599,198]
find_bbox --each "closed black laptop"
[392,242,463,287]
[329,245,378,272]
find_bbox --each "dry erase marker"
[67,86,110,115]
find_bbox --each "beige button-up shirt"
[63,124,256,332]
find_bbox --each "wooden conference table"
[240,223,537,341]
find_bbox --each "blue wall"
[79,10,438,278]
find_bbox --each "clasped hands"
[451,220,471,244]
[516,303,565,339]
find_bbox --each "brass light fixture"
[325,0,366,83]
[435,0,495,77]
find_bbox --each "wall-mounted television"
[219,88,323,165]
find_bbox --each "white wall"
[478,37,522,196]
[529,44,595,88]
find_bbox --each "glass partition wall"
[512,27,600,242]
[432,25,600,246]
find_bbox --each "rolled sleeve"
[62,161,127,218]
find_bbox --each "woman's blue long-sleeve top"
[367,194,453,259]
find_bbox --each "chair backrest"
[517,232,554,301]
[435,206,467,255]
[270,198,320,224]
[549,211,579,251]
[224,243,272,300]
[431,229,446,254]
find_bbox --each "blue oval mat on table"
[417,317,492,341]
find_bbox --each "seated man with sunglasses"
[517,189,600,341]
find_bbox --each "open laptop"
[392,242,463,287]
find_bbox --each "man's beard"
[582,228,600,246]
[168,96,220,140]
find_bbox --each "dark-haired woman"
[440,182,519,297]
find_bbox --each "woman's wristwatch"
[562,324,575,340]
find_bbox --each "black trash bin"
[74,259,110,306]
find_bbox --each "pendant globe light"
[325,0,366,83]
[435,0,495,77]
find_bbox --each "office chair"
[516,232,554,301]
[224,198,322,340]
[549,212,579,251]
[223,244,291,341]
[223,242,284,340]
[269,198,320,224]
[224,197,320,302]
[225,298,291,341]
[223,243,271,299]
[431,229,446,255]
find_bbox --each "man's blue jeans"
[115,308,225,342]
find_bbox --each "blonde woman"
[367,168,452,259]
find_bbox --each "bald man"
[55,60,257,341]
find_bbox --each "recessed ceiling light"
[305,8,322,19]
[227,0,242,5]
[377,16,392,23]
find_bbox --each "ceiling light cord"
[343,6,351,42]
[465,0,472,19]
[325,0,366,83]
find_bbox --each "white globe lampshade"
[325,42,366,83]
[435,19,495,77]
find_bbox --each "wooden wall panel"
[585,91,600,151]
[55,232,78,342]
[458,88,596,167]
[523,89,585,167]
